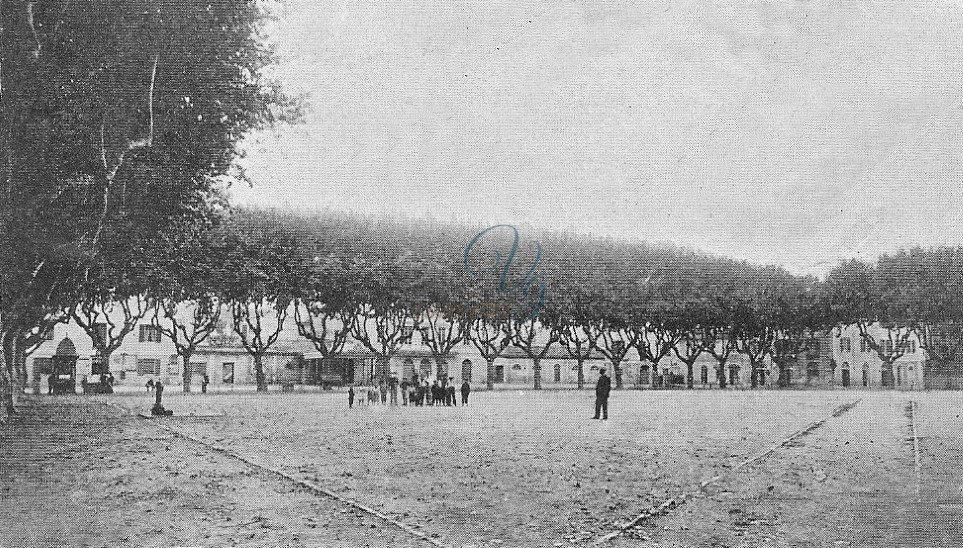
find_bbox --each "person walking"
[348,385,355,408]
[460,380,470,405]
[400,379,410,406]
[379,381,388,404]
[592,368,611,420]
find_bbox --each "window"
[700,364,709,385]
[222,362,235,384]
[839,337,851,353]
[909,340,917,353]
[189,362,207,377]
[860,338,869,353]
[437,327,447,340]
[462,359,472,382]
[139,325,162,343]
[137,358,161,376]
[401,325,414,344]
[553,363,561,383]
[494,364,505,383]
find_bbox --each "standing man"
[400,378,410,406]
[592,368,611,420]
[460,380,470,405]
[201,374,210,394]
[348,385,355,408]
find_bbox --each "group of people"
[346,367,613,421]
[348,375,470,408]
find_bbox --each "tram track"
[101,400,448,548]
[906,399,923,503]
[592,399,862,545]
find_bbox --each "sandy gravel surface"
[5,390,952,548]
[608,392,963,548]
[110,390,855,547]
[0,397,434,548]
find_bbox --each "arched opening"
[862,363,870,387]
[553,363,561,383]
[700,364,709,385]
[461,359,472,382]
[49,337,79,395]
[841,361,851,387]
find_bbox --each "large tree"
[0,0,297,411]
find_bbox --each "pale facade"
[23,300,930,392]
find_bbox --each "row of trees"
[3,3,962,416]
[16,207,962,402]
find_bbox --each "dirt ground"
[1,390,960,547]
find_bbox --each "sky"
[234,1,963,277]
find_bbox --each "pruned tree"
[72,295,151,377]
[219,210,301,392]
[294,255,355,375]
[153,296,222,392]
[509,317,561,390]
[466,312,513,390]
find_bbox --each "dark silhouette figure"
[592,368,611,420]
[348,386,355,408]
[460,381,470,405]
[201,374,210,394]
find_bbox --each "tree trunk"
[253,354,267,392]
[533,358,542,390]
[1,333,16,415]
[686,361,694,389]
[486,358,495,390]
[776,361,791,388]
[611,357,623,389]
[651,362,660,388]
[880,360,895,388]
[181,351,193,393]
[576,358,585,390]
[435,357,449,385]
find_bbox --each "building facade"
[23,303,931,392]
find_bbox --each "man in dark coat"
[460,380,470,405]
[592,368,611,420]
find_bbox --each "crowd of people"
[348,375,470,408]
